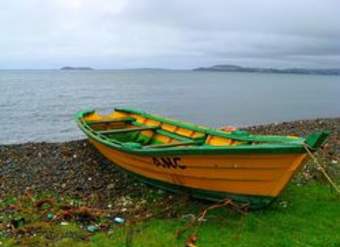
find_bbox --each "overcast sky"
[0,0,339,69]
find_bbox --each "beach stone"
[107,183,115,189]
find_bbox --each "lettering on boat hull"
[152,157,186,169]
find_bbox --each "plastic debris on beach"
[113,216,125,224]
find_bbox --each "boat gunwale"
[75,109,311,156]
[115,107,306,143]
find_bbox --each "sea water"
[0,69,339,144]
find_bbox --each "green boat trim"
[115,108,305,144]
[75,109,330,156]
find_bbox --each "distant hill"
[193,65,340,75]
[60,66,94,71]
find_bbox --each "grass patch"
[0,182,339,247]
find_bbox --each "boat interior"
[80,108,247,149]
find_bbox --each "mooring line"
[303,143,340,194]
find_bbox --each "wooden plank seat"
[86,117,135,125]
[97,126,159,135]
[144,140,203,149]
[132,122,206,142]
[156,129,205,142]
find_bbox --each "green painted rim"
[74,108,330,156]
[115,108,305,143]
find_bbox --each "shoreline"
[1,117,339,201]
[1,116,340,147]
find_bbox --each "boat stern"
[304,131,331,150]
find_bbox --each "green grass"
[1,182,339,247]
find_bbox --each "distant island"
[193,65,340,75]
[60,66,94,71]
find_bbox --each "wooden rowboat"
[75,108,329,208]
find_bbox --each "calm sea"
[0,70,339,144]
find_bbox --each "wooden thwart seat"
[144,140,203,149]
[156,129,205,142]
[97,126,159,135]
[86,117,135,125]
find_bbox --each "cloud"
[0,0,339,68]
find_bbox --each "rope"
[303,143,340,194]
[177,199,309,247]
[176,199,247,240]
